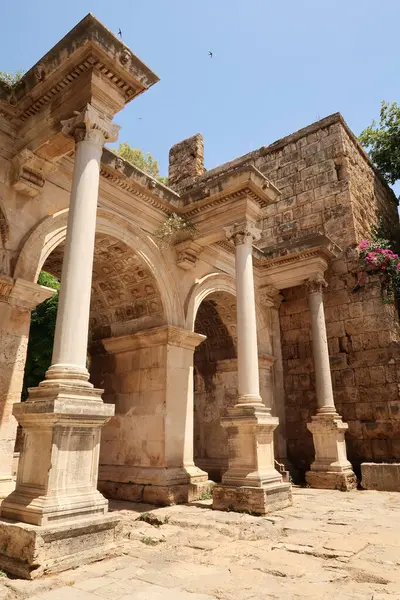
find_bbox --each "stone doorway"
[193,292,238,482]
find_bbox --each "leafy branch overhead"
[359,101,400,186]
[116,142,168,184]
[0,70,25,87]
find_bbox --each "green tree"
[359,101,400,185]
[116,142,168,184]
[21,271,59,400]
[0,70,25,87]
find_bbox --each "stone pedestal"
[1,385,113,525]
[212,405,292,514]
[305,275,356,490]
[306,414,357,491]
[0,514,120,579]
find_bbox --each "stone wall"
[253,115,400,473]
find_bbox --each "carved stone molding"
[305,274,328,294]
[11,149,56,198]
[224,221,262,246]
[259,285,283,309]
[0,276,54,310]
[175,240,203,270]
[61,104,120,146]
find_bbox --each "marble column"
[305,274,357,490]
[1,105,120,532]
[0,277,54,498]
[260,286,289,469]
[212,222,292,514]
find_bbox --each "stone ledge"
[305,469,357,491]
[0,513,121,579]
[361,462,400,492]
[99,480,214,506]
[212,483,292,515]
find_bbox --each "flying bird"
[118,28,122,38]
[208,50,213,58]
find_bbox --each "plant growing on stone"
[356,223,400,303]
[0,70,25,87]
[155,213,196,248]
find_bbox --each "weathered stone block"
[0,514,121,579]
[212,482,292,515]
[361,462,400,491]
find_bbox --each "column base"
[0,513,120,579]
[306,412,357,491]
[1,383,114,526]
[305,469,357,491]
[212,482,292,515]
[98,464,211,506]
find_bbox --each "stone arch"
[185,272,271,354]
[13,208,184,327]
[0,198,9,274]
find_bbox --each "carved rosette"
[259,285,283,309]
[224,221,262,246]
[61,104,120,146]
[305,274,328,294]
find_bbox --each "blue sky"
[1,0,399,183]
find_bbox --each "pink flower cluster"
[358,240,400,273]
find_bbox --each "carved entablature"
[11,149,56,198]
[61,104,120,146]
[224,221,262,246]
[175,240,203,270]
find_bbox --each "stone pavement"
[1,488,400,599]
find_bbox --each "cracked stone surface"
[2,488,400,599]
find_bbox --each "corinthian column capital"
[259,285,283,309]
[305,274,328,294]
[61,104,120,145]
[224,221,262,246]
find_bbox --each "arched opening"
[193,291,237,482]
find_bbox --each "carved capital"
[224,221,262,246]
[175,240,203,270]
[259,285,283,309]
[61,104,120,146]
[305,274,328,294]
[11,149,56,198]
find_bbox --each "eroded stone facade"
[0,11,399,578]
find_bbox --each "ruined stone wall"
[253,116,400,472]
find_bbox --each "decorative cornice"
[100,167,175,215]
[305,274,328,294]
[182,187,268,218]
[224,221,261,246]
[61,104,119,145]
[260,246,336,270]
[0,14,160,124]
[102,325,206,354]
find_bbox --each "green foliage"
[117,142,160,178]
[21,271,59,400]
[155,213,196,248]
[359,101,400,185]
[0,70,25,87]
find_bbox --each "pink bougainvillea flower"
[359,239,369,250]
